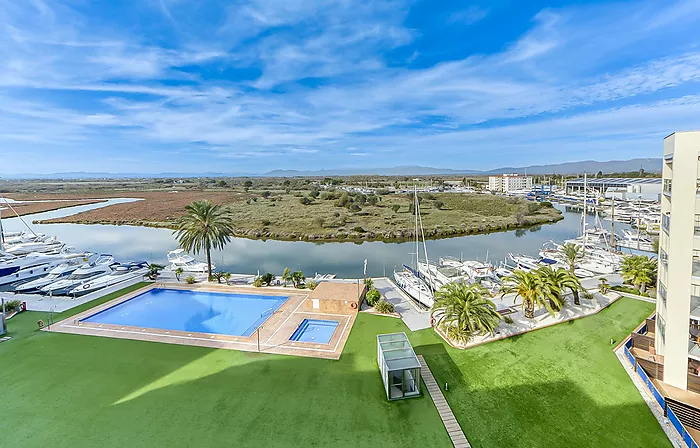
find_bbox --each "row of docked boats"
[0,230,149,296]
[391,182,632,310]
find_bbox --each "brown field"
[1,199,105,217]
[31,188,563,242]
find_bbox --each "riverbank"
[26,190,563,242]
[1,199,106,217]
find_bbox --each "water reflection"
[1,201,632,278]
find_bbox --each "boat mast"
[416,188,432,294]
[610,196,615,251]
[0,204,4,251]
[582,173,587,253]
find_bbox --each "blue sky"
[2,0,700,174]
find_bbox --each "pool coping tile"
[46,282,356,360]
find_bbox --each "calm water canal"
[1,200,632,278]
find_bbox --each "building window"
[663,179,672,196]
[657,315,666,348]
[694,250,700,278]
[659,281,667,308]
[662,213,671,234]
[660,248,669,269]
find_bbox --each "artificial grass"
[1,286,669,448]
[0,284,450,448]
[409,298,671,448]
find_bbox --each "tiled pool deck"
[47,283,356,360]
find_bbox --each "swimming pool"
[82,288,288,337]
[289,319,339,344]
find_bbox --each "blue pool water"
[82,288,288,337]
[289,319,339,344]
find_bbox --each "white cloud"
[0,0,700,173]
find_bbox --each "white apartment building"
[656,131,700,392]
[488,174,533,193]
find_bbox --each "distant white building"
[488,174,533,193]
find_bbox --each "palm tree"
[558,243,583,305]
[291,271,305,288]
[173,200,235,281]
[501,270,559,319]
[598,278,610,295]
[620,255,657,293]
[537,267,580,311]
[433,283,501,344]
[281,268,291,287]
[222,272,231,284]
[364,277,374,290]
[146,263,165,280]
[174,267,184,281]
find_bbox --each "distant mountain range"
[1,158,661,179]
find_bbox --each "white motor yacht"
[40,254,115,295]
[13,257,94,293]
[167,249,212,273]
[5,236,63,256]
[417,260,467,290]
[0,248,84,278]
[393,267,434,308]
[69,261,148,297]
[0,253,91,287]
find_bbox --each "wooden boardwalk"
[418,355,471,448]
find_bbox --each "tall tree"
[620,255,657,293]
[537,266,580,311]
[433,283,501,344]
[174,200,235,281]
[501,270,559,319]
[558,243,583,305]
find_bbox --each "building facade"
[488,174,533,193]
[565,177,661,201]
[656,131,700,391]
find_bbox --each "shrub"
[366,195,379,205]
[540,201,553,208]
[309,188,320,198]
[261,191,272,199]
[185,275,196,284]
[391,204,401,213]
[253,277,264,287]
[335,192,350,207]
[434,200,444,210]
[261,272,275,286]
[582,290,595,300]
[261,219,272,226]
[527,202,541,214]
[299,196,312,205]
[353,226,365,233]
[504,315,514,324]
[3,299,23,313]
[306,280,318,290]
[313,217,325,228]
[364,277,374,290]
[366,289,381,306]
[374,299,395,314]
[349,203,362,212]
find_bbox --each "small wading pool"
[289,319,339,344]
[81,288,288,337]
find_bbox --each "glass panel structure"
[377,333,421,400]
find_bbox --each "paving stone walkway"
[418,355,471,447]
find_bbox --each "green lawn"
[411,298,671,447]
[1,286,669,448]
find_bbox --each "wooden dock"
[418,355,471,447]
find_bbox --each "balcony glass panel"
[662,213,671,234]
[663,179,672,196]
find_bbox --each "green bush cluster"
[185,275,196,284]
[366,289,381,306]
[2,299,23,313]
[374,300,395,314]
